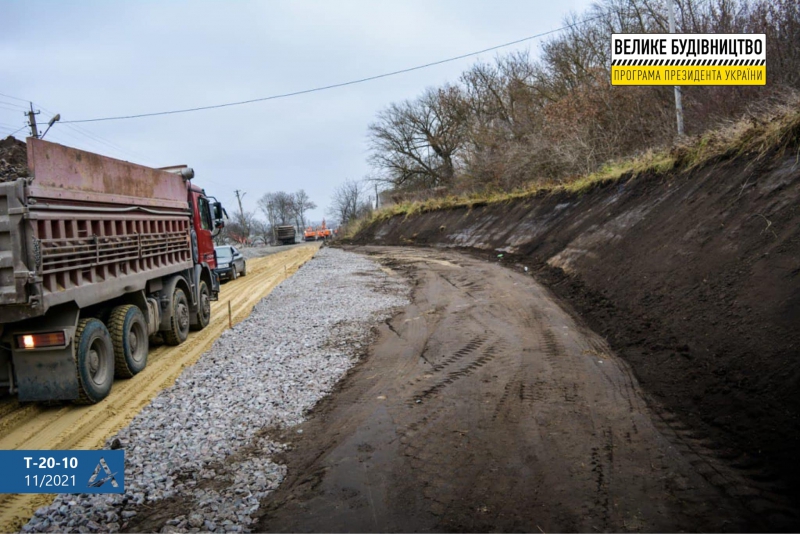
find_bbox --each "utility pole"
[668,0,685,137]
[27,102,40,139]
[375,183,380,209]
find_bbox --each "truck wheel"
[163,287,190,346]
[241,262,247,276]
[74,318,115,404]
[190,280,211,332]
[109,305,148,378]
[231,266,238,280]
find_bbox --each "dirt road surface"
[256,246,776,532]
[0,244,319,534]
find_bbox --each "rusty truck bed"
[0,139,193,323]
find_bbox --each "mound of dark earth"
[353,146,800,528]
[0,136,29,181]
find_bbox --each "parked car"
[214,245,247,281]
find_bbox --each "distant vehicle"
[304,220,331,241]
[276,225,296,245]
[317,219,332,240]
[304,226,317,241]
[214,246,247,280]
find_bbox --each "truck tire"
[109,305,148,378]
[231,266,238,280]
[241,262,247,276]
[190,280,211,332]
[163,287,190,346]
[74,318,115,404]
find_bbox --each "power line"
[61,16,603,124]
[0,103,29,113]
[0,125,28,137]
[0,92,151,163]
[0,98,29,110]
[0,92,28,103]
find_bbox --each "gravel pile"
[0,136,29,182]
[23,247,409,533]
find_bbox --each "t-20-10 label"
[0,450,124,494]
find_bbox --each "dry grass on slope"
[343,97,800,239]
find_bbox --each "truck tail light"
[16,331,67,350]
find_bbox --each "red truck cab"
[190,184,220,269]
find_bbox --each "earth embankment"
[352,147,800,518]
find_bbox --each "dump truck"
[276,225,296,245]
[0,138,226,403]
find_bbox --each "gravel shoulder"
[21,247,409,533]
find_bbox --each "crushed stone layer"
[0,246,317,533]
[20,247,409,533]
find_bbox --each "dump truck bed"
[0,139,193,324]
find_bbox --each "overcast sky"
[1,0,591,223]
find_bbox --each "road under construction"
[0,244,319,533]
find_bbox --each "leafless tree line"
[216,189,317,245]
[367,0,800,195]
[329,179,374,226]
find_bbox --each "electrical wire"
[0,98,29,109]
[38,102,151,163]
[0,92,29,103]
[61,15,604,124]
[0,103,28,113]
[0,92,150,163]
[3,125,27,137]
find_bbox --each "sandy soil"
[254,247,771,532]
[0,244,320,533]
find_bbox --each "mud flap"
[13,347,79,401]
[5,304,80,401]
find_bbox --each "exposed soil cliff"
[352,146,800,516]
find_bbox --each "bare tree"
[292,189,317,230]
[258,191,296,243]
[368,85,466,191]
[365,0,800,196]
[251,218,273,245]
[257,193,278,242]
[224,214,253,246]
[330,179,372,225]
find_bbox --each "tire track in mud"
[649,405,800,526]
[399,328,517,522]
[259,246,761,533]
[583,329,799,526]
[430,335,488,372]
[0,244,320,534]
[588,428,614,531]
[418,342,503,401]
[582,329,799,527]
[491,379,521,422]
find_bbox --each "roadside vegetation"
[343,93,800,237]
[216,189,319,246]
[338,0,800,236]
